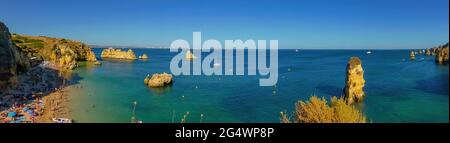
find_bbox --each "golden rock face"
[410,51,415,60]
[435,46,449,64]
[344,57,365,104]
[100,48,137,60]
[144,73,173,88]
[86,50,98,62]
[185,51,196,60]
[12,34,98,69]
[425,48,431,56]
[139,53,148,59]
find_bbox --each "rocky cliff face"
[434,43,449,64]
[12,34,98,69]
[144,73,173,88]
[86,50,98,62]
[100,48,137,60]
[343,57,365,104]
[0,22,31,89]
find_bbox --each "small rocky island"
[343,57,366,104]
[409,50,415,60]
[185,50,196,60]
[139,53,149,59]
[144,73,173,88]
[100,48,137,60]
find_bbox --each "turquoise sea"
[67,48,449,123]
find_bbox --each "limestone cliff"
[86,50,98,62]
[343,57,365,104]
[435,43,449,64]
[144,73,173,88]
[12,34,98,69]
[0,22,31,89]
[100,48,137,60]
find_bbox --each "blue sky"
[1,0,448,49]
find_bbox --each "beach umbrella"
[7,112,17,117]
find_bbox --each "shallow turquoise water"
[68,48,449,123]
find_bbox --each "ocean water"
[67,48,449,123]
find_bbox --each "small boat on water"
[366,51,372,55]
[52,118,72,123]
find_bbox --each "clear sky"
[1,0,448,49]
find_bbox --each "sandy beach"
[0,63,72,123]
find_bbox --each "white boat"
[366,51,372,55]
[295,49,299,52]
[52,118,72,123]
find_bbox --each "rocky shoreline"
[1,21,97,123]
[410,43,449,64]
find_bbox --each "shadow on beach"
[0,66,83,122]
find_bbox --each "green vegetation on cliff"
[12,34,97,69]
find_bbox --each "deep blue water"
[67,48,449,123]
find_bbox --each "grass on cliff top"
[280,95,367,123]
[12,34,91,61]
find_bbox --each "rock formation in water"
[431,48,437,55]
[86,50,98,62]
[409,50,415,60]
[435,43,449,64]
[12,34,98,69]
[100,48,137,60]
[0,22,31,89]
[144,73,173,88]
[185,50,196,60]
[343,57,365,104]
[425,48,431,56]
[139,53,148,59]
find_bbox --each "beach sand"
[0,63,72,123]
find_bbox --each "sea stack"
[410,51,415,60]
[100,48,137,60]
[185,50,196,60]
[144,73,173,88]
[425,48,431,56]
[343,57,365,104]
[435,44,449,64]
[139,53,149,59]
[0,22,31,89]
